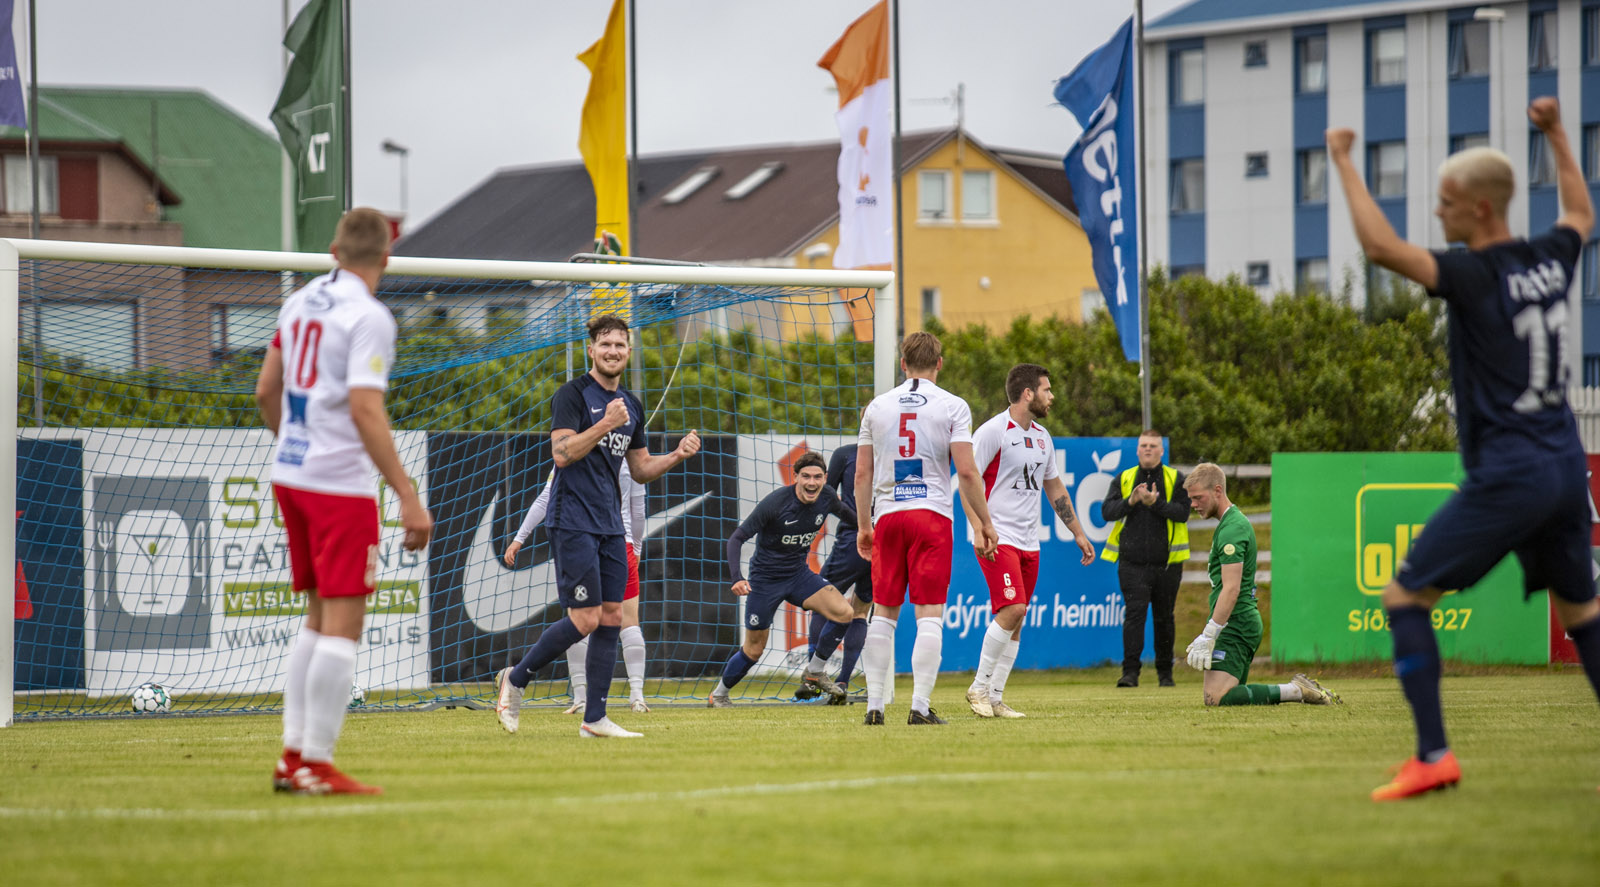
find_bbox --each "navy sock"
[815,619,848,661]
[806,612,825,658]
[583,624,621,723]
[720,649,757,690]
[837,618,868,683]
[1388,606,1448,760]
[1567,616,1600,703]
[510,617,585,688]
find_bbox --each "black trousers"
[1119,561,1182,675]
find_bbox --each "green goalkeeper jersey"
[1207,505,1259,621]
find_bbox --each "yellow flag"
[578,0,628,258]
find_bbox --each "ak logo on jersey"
[893,458,928,501]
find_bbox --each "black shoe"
[1157,674,1176,687]
[907,707,947,725]
[864,709,885,726]
[1116,673,1139,688]
[794,683,821,701]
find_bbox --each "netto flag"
[271,0,344,253]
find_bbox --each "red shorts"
[978,544,1040,614]
[625,542,640,601]
[273,484,379,598]
[870,509,953,608]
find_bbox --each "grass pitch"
[3,668,1596,886]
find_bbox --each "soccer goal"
[0,238,894,723]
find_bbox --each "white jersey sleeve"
[514,471,556,544]
[619,461,645,547]
[859,379,973,522]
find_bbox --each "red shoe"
[273,749,303,792]
[1371,751,1461,801]
[291,761,383,796]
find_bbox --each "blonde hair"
[1184,462,1226,494]
[1437,147,1515,219]
[332,207,392,268]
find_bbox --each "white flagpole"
[1134,0,1152,430]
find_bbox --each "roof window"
[661,166,719,204]
[723,161,784,200]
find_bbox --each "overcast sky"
[18,0,1189,231]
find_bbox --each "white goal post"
[0,236,894,726]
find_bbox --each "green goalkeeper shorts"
[1209,619,1261,683]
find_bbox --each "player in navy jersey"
[494,314,700,739]
[794,445,874,701]
[710,452,859,706]
[1331,97,1600,799]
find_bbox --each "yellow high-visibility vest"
[1100,464,1190,565]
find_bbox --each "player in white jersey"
[256,208,433,795]
[854,331,998,726]
[964,364,1095,718]
[503,461,651,712]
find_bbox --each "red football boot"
[291,761,383,796]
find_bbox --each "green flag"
[271,0,344,253]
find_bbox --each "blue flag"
[1056,18,1139,362]
[0,0,25,129]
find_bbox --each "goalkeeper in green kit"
[1182,463,1342,707]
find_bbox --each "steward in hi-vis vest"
[1099,432,1190,688]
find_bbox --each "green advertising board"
[1272,453,1549,664]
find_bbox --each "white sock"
[301,635,358,764]
[282,625,320,751]
[1277,682,1302,702]
[910,616,943,715]
[621,625,646,698]
[808,654,829,673]
[971,620,1010,693]
[567,635,589,700]
[713,679,731,697]
[990,638,1020,703]
[863,616,896,710]
[885,637,897,705]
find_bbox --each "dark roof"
[1149,0,1417,33]
[1,86,283,250]
[396,129,1076,263]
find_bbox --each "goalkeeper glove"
[1185,620,1226,671]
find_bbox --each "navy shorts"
[551,528,629,609]
[820,533,873,603]
[744,569,832,631]
[1396,452,1596,604]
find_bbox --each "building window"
[1584,241,1599,300]
[211,305,276,355]
[1170,159,1205,213]
[1450,133,1489,154]
[1296,34,1327,93]
[960,170,995,220]
[1448,20,1489,79]
[1369,26,1406,86]
[1172,48,1204,105]
[1586,126,1600,183]
[1530,131,1557,186]
[1297,258,1330,293]
[1530,12,1558,71]
[660,165,718,204]
[1367,141,1405,198]
[1244,41,1267,68]
[1172,265,1205,280]
[1080,288,1106,323]
[1587,8,1600,67]
[1245,152,1269,178]
[1246,263,1271,287]
[920,287,940,321]
[2,155,59,215]
[918,170,951,220]
[1585,355,1600,388]
[1298,149,1327,203]
[20,297,137,371]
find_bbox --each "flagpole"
[1134,0,1152,430]
[281,0,293,252]
[890,0,905,345]
[24,0,40,423]
[340,0,352,213]
[626,0,644,404]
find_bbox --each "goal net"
[1,239,893,722]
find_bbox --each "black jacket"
[1101,465,1190,567]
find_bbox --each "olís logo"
[1355,483,1457,594]
[1074,449,1122,544]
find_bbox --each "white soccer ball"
[131,682,172,713]
[348,684,366,709]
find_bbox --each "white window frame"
[920,286,940,321]
[1172,48,1204,105]
[1368,141,1405,198]
[1369,27,1406,86]
[960,169,996,222]
[2,154,60,216]
[918,169,953,222]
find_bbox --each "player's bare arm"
[625,429,701,483]
[1326,127,1439,289]
[951,441,998,560]
[1043,476,1094,565]
[1530,97,1596,239]
[853,443,874,560]
[551,397,630,468]
[254,345,284,435]
[349,387,433,551]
